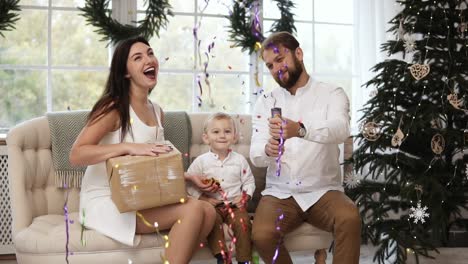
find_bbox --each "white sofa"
[7,112,335,264]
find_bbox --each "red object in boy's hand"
[201,178,221,186]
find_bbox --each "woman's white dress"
[79,102,164,246]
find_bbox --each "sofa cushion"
[246,160,266,213]
[14,213,167,254]
[162,111,192,170]
[14,212,332,256]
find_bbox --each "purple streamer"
[251,2,264,42]
[272,211,284,264]
[275,121,286,177]
[63,185,70,264]
[197,75,203,95]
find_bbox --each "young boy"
[186,112,255,264]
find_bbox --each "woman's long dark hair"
[88,36,150,142]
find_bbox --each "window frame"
[0,0,358,133]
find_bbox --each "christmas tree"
[347,0,468,263]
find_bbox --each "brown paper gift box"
[106,144,187,213]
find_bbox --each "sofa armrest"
[7,117,51,238]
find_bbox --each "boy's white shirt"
[186,150,256,201]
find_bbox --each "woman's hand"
[184,173,219,193]
[125,143,173,156]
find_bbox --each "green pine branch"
[0,0,21,38]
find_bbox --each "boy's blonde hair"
[203,112,237,135]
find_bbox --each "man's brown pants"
[252,191,361,264]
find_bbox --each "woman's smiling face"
[126,42,159,91]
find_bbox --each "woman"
[70,36,217,263]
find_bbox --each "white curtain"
[352,0,401,132]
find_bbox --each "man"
[250,31,361,264]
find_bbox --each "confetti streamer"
[63,185,71,264]
[254,68,262,87]
[194,0,210,69]
[272,210,284,264]
[136,212,169,263]
[197,75,203,96]
[251,1,264,43]
[80,209,87,246]
[275,120,286,177]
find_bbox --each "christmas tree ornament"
[409,63,430,80]
[403,34,417,52]
[430,117,445,129]
[344,172,361,189]
[465,163,468,179]
[391,127,405,147]
[447,93,464,109]
[397,19,406,40]
[361,121,382,141]
[431,133,445,155]
[409,185,430,224]
[409,202,430,224]
[459,20,467,38]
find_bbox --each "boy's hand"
[184,173,219,193]
[200,194,223,207]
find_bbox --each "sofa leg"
[314,248,327,264]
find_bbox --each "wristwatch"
[298,121,306,138]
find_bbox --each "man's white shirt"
[250,77,350,211]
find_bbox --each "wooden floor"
[2,246,468,263]
[0,255,14,261]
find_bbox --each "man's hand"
[184,173,219,193]
[268,116,301,140]
[265,137,283,157]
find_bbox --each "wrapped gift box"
[106,143,186,213]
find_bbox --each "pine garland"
[0,0,21,38]
[79,0,173,45]
[227,0,296,54]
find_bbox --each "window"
[0,0,356,133]
[0,0,109,133]
[263,0,355,103]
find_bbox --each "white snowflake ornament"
[465,163,468,179]
[409,202,429,224]
[344,172,361,189]
[403,34,417,53]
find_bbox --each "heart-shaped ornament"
[409,64,430,80]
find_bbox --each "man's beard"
[274,55,303,90]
